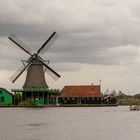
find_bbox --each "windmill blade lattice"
[37,32,59,55]
[8,34,32,56]
[46,68,60,80]
[10,60,32,83]
[39,59,60,80]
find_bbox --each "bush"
[18,98,34,106]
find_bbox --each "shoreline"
[0,104,118,107]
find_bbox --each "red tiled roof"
[60,85,101,97]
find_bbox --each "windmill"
[9,32,60,89]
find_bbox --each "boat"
[129,105,140,111]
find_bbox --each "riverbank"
[118,99,140,105]
[59,104,118,107]
[0,104,118,107]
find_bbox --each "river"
[0,106,139,140]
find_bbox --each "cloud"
[49,63,140,94]
[96,45,139,65]
[1,0,140,93]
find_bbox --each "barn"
[59,84,101,104]
[0,87,13,105]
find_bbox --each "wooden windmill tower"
[9,32,61,104]
[9,32,60,88]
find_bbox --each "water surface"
[0,106,139,140]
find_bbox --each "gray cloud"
[2,0,140,93]
[0,0,140,71]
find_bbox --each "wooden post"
[21,92,22,102]
[76,98,78,104]
[14,92,16,105]
[32,91,33,100]
[38,90,39,99]
[43,92,44,104]
[56,96,58,105]
[25,91,26,101]
[38,90,39,105]
[32,90,33,104]
[18,92,19,105]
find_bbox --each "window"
[0,96,4,102]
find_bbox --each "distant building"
[0,88,13,105]
[103,95,118,104]
[59,84,101,104]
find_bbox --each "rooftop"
[60,85,101,98]
[0,87,13,96]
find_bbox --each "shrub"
[18,98,34,106]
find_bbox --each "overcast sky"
[1,0,140,94]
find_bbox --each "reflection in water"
[27,123,47,126]
[0,106,140,140]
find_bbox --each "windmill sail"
[37,32,59,55]
[8,34,32,56]
[9,32,60,88]
[46,68,60,80]
[10,61,31,83]
[39,59,60,80]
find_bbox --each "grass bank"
[118,99,140,105]
[0,104,118,107]
[59,104,118,107]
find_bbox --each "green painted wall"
[34,98,44,105]
[0,88,13,105]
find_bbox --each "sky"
[1,0,140,94]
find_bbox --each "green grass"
[118,99,140,105]
[59,104,118,107]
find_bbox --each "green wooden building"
[0,87,13,105]
[12,88,59,105]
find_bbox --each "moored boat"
[129,105,140,111]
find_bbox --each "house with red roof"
[59,84,101,104]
